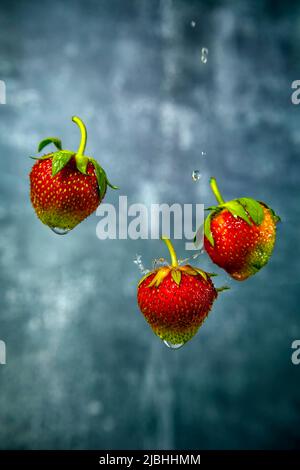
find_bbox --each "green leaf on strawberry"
[52,151,74,176]
[223,200,252,225]
[89,158,109,199]
[30,153,54,161]
[138,271,153,287]
[192,267,208,281]
[106,179,119,190]
[171,269,181,285]
[204,211,215,246]
[237,197,264,225]
[38,137,62,153]
[75,155,89,175]
[216,286,230,292]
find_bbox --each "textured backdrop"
[0,0,299,449]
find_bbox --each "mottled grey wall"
[0,0,299,450]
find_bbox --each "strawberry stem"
[210,177,225,204]
[162,237,178,267]
[72,116,87,157]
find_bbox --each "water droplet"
[134,254,150,275]
[50,227,70,235]
[201,151,206,157]
[192,170,201,182]
[201,47,208,64]
[190,20,196,28]
[164,340,185,350]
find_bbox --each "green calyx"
[204,177,280,246]
[138,237,212,288]
[30,116,118,199]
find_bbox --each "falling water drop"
[201,47,208,64]
[192,170,201,182]
[50,227,70,235]
[190,20,196,28]
[164,340,185,350]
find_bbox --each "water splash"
[192,170,201,182]
[134,254,150,275]
[50,227,70,235]
[178,249,203,266]
[152,257,169,270]
[201,47,208,64]
[163,340,185,350]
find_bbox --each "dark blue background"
[0,0,299,449]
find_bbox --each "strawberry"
[203,177,280,281]
[137,237,222,347]
[30,116,117,233]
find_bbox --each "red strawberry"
[204,177,280,281]
[137,238,222,347]
[30,116,117,233]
